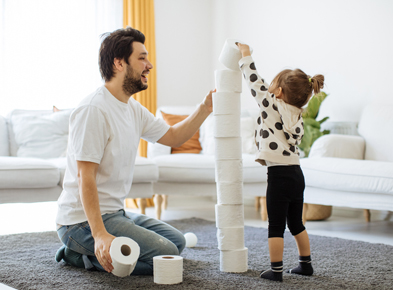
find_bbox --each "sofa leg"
[137,198,147,215]
[302,203,308,225]
[255,197,261,211]
[162,194,168,211]
[363,209,371,222]
[154,194,163,220]
[260,197,268,221]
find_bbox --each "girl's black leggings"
[266,165,306,238]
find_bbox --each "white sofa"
[301,104,393,221]
[0,109,159,213]
[148,106,268,219]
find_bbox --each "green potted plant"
[299,91,330,157]
[299,91,332,221]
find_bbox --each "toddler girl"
[236,42,324,282]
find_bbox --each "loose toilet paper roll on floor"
[214,115,241,137]
[214,137,242,160]
[215,69,242,93]
[153,255,183,284]
[216,181,243,204]
[215,204,244,228]
[215,159,243,183]
[220,247,248,273]
[217,227,245,250]
[110,237,140,277]
[219,39,253,71]
[213,92,241,116]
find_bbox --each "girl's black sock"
[260,261,283,282]
[286,255,313,276]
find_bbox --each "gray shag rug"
[0,218,392,290]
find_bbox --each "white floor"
[1,196,392,290]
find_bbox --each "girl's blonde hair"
[271,69,324,108]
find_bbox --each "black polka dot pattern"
[257,117,261,125]
[292,134,299,139]
[262,130,269,138]
[262,99,269,107]
[250,74,258,82]
[262,111,268,119]
[295,127,301,133]
[260,85,268,91]
[255,130,257,138]
[240,63,244,69]
[284,132,290,140]
[275,122,283,130]
[289,145,296,153]
[273,104,278,111]
[269,128,274,134]
[250,63,256,70]
[251,89,256,97]
[283,150,291,156]
[269,142,278,150]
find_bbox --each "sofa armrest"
[308,134,365,159]
[0,116,10,156]
[147,142,171,159]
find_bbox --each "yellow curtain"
[123,0,157,209]
[123,0,157,158]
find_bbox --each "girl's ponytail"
[310,74,324,95]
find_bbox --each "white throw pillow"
[12,109,72,158]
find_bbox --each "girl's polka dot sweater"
[239,56,304,166]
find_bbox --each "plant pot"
[305,203,332,221]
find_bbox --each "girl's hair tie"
[309,77,312,83]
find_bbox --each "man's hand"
[236,42,251,58]
[94,231,116,273]
[201,89,216,114]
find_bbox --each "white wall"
[155,0,393,122]
[154,0,215,109]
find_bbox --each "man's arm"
[157,89,214,147]
[77,160,115,273]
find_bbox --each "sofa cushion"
[153,154,266,183]
[133,156,159,183]
[358,105,393,162]
[9,109,72,158]
[0,156,60,189]
[301,157,393,195]
[0,115,9,156]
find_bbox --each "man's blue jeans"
[57,209,186,275]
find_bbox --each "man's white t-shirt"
[56,86,170,226]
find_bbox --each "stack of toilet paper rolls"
[213,39,252,273]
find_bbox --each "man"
[55,27,213,275]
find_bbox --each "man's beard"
[122,65,148,96]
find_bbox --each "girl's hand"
[236,42,251,57]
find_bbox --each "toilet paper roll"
[219,38,253,71]
[215,159,243,183]
[220,247,248,273]
[215,69,242,93]
[153,255,183,285]
[217,227,245,250]
[213,92,241,116]
[214,137,242,160]
[214,115,241,137]
[215,204,244,228]
[110,237,140,277]
[216,182,243,204]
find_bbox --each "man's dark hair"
[99,27,145,82]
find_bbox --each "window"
[0,0,123,116]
